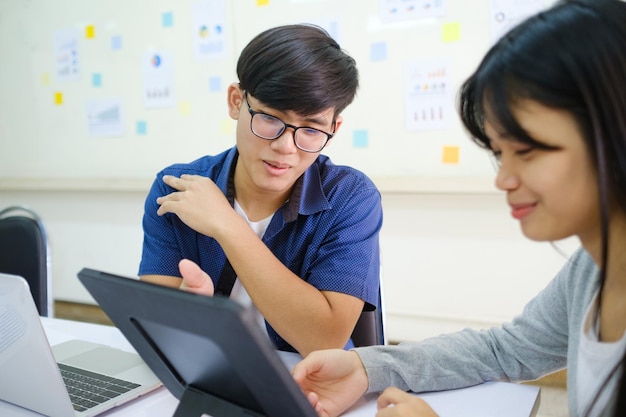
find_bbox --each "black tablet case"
[77,268,318,417]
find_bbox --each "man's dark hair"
[237,24,358,118]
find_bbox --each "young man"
[138,24,382,357]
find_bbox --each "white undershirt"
[576,290,626,417]
[230,199,273,333]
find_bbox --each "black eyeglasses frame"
[242,91,335,153]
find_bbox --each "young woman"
[292,0,626,416]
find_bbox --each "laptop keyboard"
[58,363,140,412]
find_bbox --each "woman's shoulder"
[557,247,599,304]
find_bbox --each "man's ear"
[325,115,344,147]
[227,83,244,120]
[333,114,344,132]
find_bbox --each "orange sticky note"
[85,25,95,39]
[257,0,269,5]
[442,146,460,164]
[442,22,460,43]
[54,92,63,105]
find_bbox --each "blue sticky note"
[111,35,122,50]
[353,130,369,148]
[136,121,147,135]
[91,73,102,87]
[209,76,221,92]
[370,42,387,62]
[162,12,174,27]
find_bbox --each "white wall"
[0,189,578,343]
[0,0,578,345]
[381,192,577,342]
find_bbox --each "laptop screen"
[0,273,161,417]
[78,268,318,417]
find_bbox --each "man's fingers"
[162,175,185,190]
[179,259,215,296]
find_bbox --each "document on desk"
[342,381,540,417]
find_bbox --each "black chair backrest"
[0,206,50,316]
[350,288,385,347]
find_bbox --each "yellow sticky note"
[442,22,460,43]
[54,92,63,105]
[442,146,460,164]
[178,101,191,116]
[220,119,234,135]
[85,25,95,39]
[41,73,51,86]
[257,0,269,5]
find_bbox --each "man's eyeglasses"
[243,91,334,153]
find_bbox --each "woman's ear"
[227,83,244,120]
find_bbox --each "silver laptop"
[0,273,162,417]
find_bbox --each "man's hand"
[178,259,214,296]
[292,349,369,417]
[156,174,235,238]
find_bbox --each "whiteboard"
[0,0,553,192]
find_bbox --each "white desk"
[0,318,540,417]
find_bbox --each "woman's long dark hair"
[457,0,626,415]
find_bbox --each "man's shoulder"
[315,154,378,191]
[160,148,234,177]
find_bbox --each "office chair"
[0,205,52,316]
[350,283,386,347]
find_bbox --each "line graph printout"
[86,98,124,137]
[54,28,80,82]
[380,0,446,23]
[404,58,453,131]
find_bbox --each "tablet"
[77,268,318,417]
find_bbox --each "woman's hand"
[376,387,439,417]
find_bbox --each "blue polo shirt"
[139,146,382,352]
